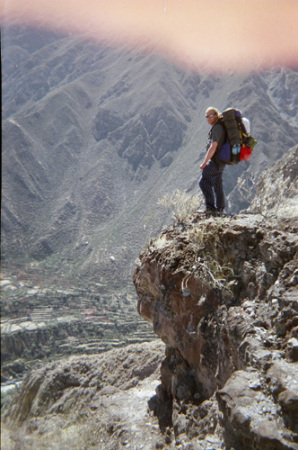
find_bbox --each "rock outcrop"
[248,145,298,218]
[2,144,298,448]
[3,212,298,449]
[133,212,298,449]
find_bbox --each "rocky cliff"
[3,207,298,448]
[134,147,296,448]
[133,209,298,449]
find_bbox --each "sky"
[1,0,298,73]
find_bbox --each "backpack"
[218,108,257,165]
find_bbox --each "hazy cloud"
[1,0,298,72]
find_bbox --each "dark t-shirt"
[208,122,226,162]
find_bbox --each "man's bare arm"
[200,142,218,170]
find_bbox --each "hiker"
[199,107,226,214]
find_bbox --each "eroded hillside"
[2,25,298,287]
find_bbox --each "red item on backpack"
[240,145,252,161]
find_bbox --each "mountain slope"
[2,25,298,288]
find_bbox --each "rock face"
[3,212,298,449]
[133,212,298,449]
[4,212,297,450]
[248,145,298,218]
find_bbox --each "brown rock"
[133,213,298,448]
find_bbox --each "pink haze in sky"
[1,0,298,73]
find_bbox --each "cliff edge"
[2,147,298,449]
[3,213,298,449]
[133,212,298,449]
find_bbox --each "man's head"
[205,107,220,126]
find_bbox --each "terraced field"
[1,272,156,385]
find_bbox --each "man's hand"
[200,141,218,170]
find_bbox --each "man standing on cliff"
[199,107,226,214]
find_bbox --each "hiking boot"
[205,208,217,216]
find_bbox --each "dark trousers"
[199,160,225,211]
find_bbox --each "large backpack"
[218,108,257,165]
